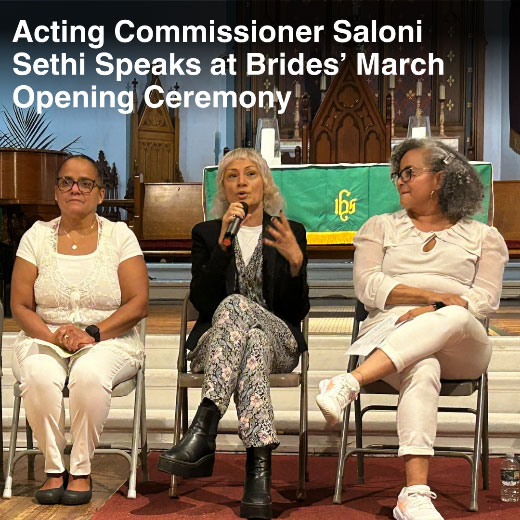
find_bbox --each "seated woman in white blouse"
[10,155,148,505]
[316,139,508,520]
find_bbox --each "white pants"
[13,343,137,475]
[377,306,491,457]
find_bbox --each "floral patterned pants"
[189,294,300,447]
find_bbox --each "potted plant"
[0,105,80,207]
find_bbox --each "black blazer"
[186,212,310,353]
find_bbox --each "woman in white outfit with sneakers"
[316,138,508,520]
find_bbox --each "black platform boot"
[240,446,274,519]
[157,399,220,478]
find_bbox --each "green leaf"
[1,104,80,151]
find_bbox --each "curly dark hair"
[390,138,484,220]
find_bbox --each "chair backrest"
[0,299,3,377]
[347,299,366,372]
[178,294,198,373]
[351,299,368,343]
[138,318,147,346]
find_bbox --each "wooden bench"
[493,180,520,258]
[130,174,203,258]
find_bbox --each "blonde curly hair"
[210,148,285,218]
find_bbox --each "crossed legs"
[318,306,490,488]
[191,294,299,446]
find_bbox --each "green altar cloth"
[203,163,492,245]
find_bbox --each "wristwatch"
[85,324,101,342]
[432,301,446,311]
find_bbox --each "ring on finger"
[64,334,69,340]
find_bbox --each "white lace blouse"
[13,216,145,364]
[353,209,509,334]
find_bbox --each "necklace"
[62,218,97,250]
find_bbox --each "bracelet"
[432,301,446,311]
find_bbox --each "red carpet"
[92,453,520,519]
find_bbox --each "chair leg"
[168,384,185,498]
[297,376,308,501]
[26,422,35,481]
[0,372,4,482]
[354,397,365,484]
[140,369,149,482]
[127,368,144,499]
[469,375,485,512]
[304,407,309,484]
[3,395,22,499]
[482,374,489,491]
[303,359,309,484]
[181,388,188,434]
[333,403,351,504]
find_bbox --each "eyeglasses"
[56,176,101,193]
[390,166,433,186]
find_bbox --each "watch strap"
[85,325,100,342]
[432,301,446,311]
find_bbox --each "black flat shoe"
[35,471,68,505]
[61,476,93,506]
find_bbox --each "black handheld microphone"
[223,202,248,247]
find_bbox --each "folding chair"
[168,293,309,500]
[3,319,149,499]
[334,300,489,512]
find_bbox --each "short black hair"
[56,154,103,187]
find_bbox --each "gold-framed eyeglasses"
[56,176,101,193]
[390,166,433,186]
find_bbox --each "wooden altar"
[129,76,183,184]
[307,57,391,164]
[235,0,485,161]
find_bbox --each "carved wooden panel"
[138,140,174,184]
[235,0,485,159]
[310,58,388,163]
[137,76,182,183]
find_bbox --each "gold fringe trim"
[306,231,357,245]
[510,127,520,155]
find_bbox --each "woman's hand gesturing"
[264,211,303,277]
[219,202,250,250]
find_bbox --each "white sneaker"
[393,485,444,520]
[315,373,360,427]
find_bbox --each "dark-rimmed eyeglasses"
[56,176,101,193]
[390,166,433,186]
